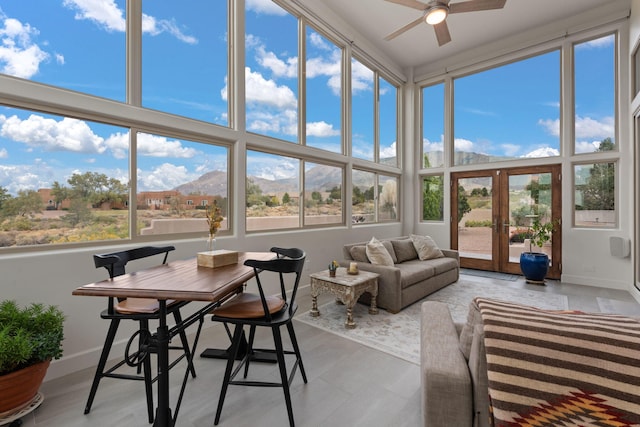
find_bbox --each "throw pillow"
[391,239,418,263]
[349,245,369,263]
[410,234,444,260]
[365,237,395,266]
[382,240,398,264]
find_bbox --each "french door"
[451,165,561,279]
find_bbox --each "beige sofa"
[420,301,488,427]
[341,236,459,313]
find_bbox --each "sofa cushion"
[391,239,418,263]
[397,260,436,288]
[349,245,369,262]
[459,301,482,360]
[410,234,444,260]
[366,237,394,266]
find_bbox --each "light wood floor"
[21,275,640,427]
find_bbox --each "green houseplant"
[0,300,65,414]
[520,217,557,284]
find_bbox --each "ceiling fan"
[384,0,507,46]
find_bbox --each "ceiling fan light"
[425,6,448,25]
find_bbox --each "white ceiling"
[305,0,621,72]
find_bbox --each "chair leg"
[273,326,295,427]
[243,325,256,379]
[140,319,154,424]
[84,318,120,415]
[173,309,197,378]
[214,324,244,426]
[286,322,307,383]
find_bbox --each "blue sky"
[0,1,615,195]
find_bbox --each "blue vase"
[519,252,549,284]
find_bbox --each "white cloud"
[454,138,475,152]
[246,0,287,16]
[62,0,126,32]
[245,67,297,109]
[0,148,7,158]
[380,141,397,159]
[575,140,602,154]
[351,59,373,94]
[575,115,614,140]
[309,32,331,51]
[63,0,196,43]
[137,133,199,158]
[501,143,521,157]
[307,54,342,95]
[423,137,444,152]
[248,155,298,181]
[576,34,614,50]
[0,14,50,78]
[306,121,340,138]
[256,44,297,78]
[0,114,106,154]
[138,163,194,192]
[538,118,560,136]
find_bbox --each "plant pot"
[520,252,549,284]
[0,359,49,414]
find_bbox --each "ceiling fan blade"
[385,16,425,41]
[434,21,452,46]
[384,0,429,11]
[449,0,506,14]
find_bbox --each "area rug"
[296,277,569,365]
[460,268,519,281]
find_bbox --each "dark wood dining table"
[72,251,273,427]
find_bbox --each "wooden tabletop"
[73,252,274,302]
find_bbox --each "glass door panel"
[451,171,498,271]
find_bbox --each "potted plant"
[519,217,557,284]
[0,300,65,414]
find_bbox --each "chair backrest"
[94,245,176,278]
[243,247,306,319]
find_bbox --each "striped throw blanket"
[475,297,640,427]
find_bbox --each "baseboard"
[561,274,629,290]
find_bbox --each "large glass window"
[352,169,399,224]
[454,51,560,165]
[0,1,126,101]
[142,0,228,126]
[351,58,375,161]
[379,77,398,166]
[422,174,444,221]
[246,150,300,231]
[378,174,398,221]
[0,106,129,247]
[245,2,298,142]
[422,83,445,168]
[574,161,616,228]
[574,34,616,153]
[305,27,342,153]
[304,163,343,226]
[135,132,229,237]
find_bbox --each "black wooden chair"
[210,247,307,427]
[84,245,197,424]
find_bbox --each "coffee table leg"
[310,285,320,317]
[369,295,379,315]
[345,305,356,329]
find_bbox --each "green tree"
[0,186,10,211]
[67,172,127,208]
[246,178,264,207]
[457,185,471,220]
[580,138,616,211]
[50,181,69,209]
[3,190,44,218]
[311,191,323,203]
[422,176,443,221]
[329,186,341,200]
[282,192,291,205]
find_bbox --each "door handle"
[503,221,509,234]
